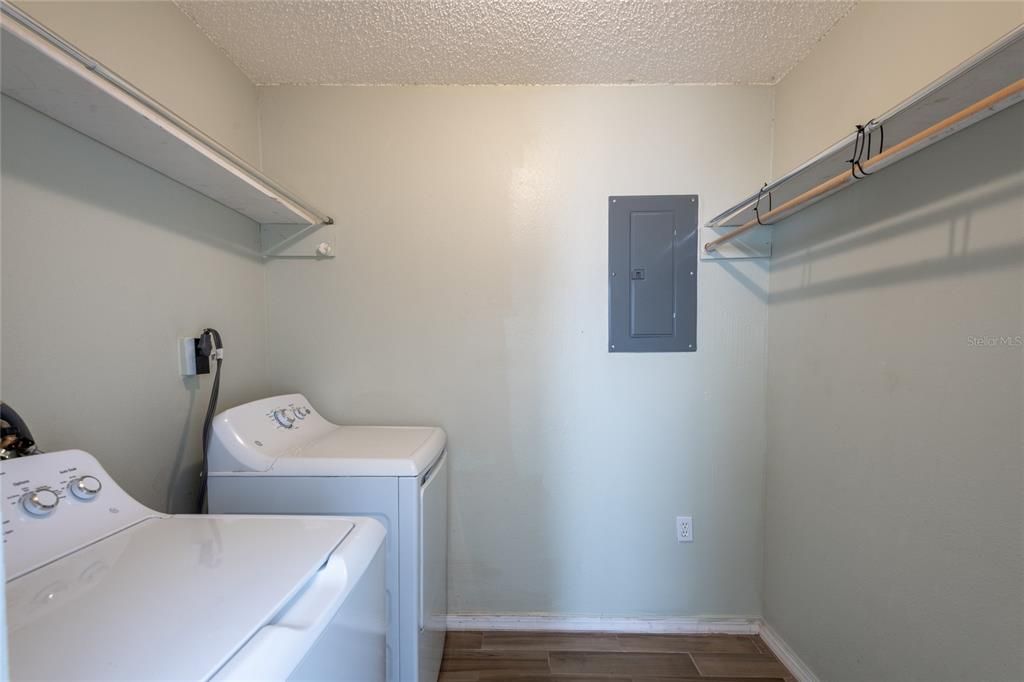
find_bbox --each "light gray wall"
[259,84,772,617]
[763,105,1023,680]
[1,96,271,512]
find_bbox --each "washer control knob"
[273,409,295,428]
[293,407,306,420]
[68,476,102,501]
[22,488,60,516]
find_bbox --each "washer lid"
[207,394,447,477]
[6,515,354,681]
[272,425,447,477]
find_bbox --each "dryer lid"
[273,425,447,477]
[6,515,354,681]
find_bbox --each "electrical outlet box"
[676,516,693,543]
[180,338,198,376]
[179,337,210,376]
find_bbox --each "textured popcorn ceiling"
[174,1,855,86]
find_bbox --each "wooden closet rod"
[704,79,1024,253]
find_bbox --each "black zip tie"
[868,122,884,159]
[753,182,772,225]
[849,125,865,179]
[861,119,885,175]
[848,126,860,179]
[864,118,885,164]
[849,123,875,179]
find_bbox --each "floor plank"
[446,631,485,651]
[474,677,631,682]
[618,633,761,654]
[441,650,550,675]
[633,678,786,682]
[441,630,797,680]
[691,652,793,678]
[439,673,480,682]
[549,651,701,676]
[483,631,621,652]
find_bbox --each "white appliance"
[206,394,448,682]
[3,449,387,681]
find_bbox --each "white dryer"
[207,394,448,682]
[3,449,387,681]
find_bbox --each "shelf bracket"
[700,225,771,260]
[260,222,336,259]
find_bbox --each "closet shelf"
[0,1,333,255]
[703,24,1024,260]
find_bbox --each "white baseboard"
[758,621,819,682]
[444,613,760,635]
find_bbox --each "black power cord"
[196,328,223,513]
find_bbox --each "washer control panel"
[208,394,336,472]
[20,487,60,517]
[266,402,313,430]
[68,475,103,500]
[2,450,157,579]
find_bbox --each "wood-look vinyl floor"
[440,631,796,681]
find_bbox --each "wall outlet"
[676,515,693,543]
[180,337,210,376]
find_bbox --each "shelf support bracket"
[261,222,336,259]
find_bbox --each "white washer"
[3,449,387,681]
[207,394,448,682]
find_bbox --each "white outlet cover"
[676,516,693,543]
[179,337,198,376]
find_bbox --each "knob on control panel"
[273,409,295,428]
[68,475,102,501]
[21,488,60,516]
